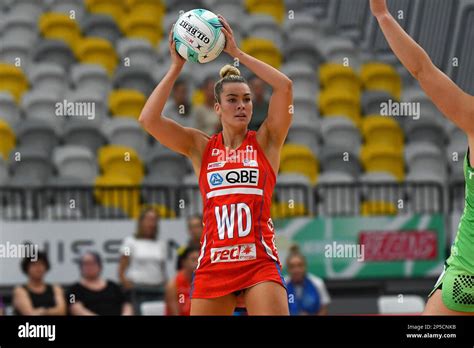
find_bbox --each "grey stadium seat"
[245,15,283,50]
[284,37,324,70]
[102,118,148,158]
[448,0,474,94]
[282,63,318,101]
[0,38,32,68]
[292,95,319,123]
[276,173,312,211]
[5,0,44,19]
[287,119,321,157]
[317,171,357,216]
[146,144,190,183]
[283,14,322,43]
[207,0,245,26]
[2,12,38,45]
[21,90,64,132]
[316,36,359,68]
[32,39,76,71]
[320,144,362,179]
[9,146,54,185]
[15,119,60,154]
[27,63,67,98]
[405,142,448,181]
[47,0,86,22]
[0,92,20,127]
[71,64,111,97]
[113,66,156,96]
[81,14,122,44]
[53,145,98,184]
[63,120,106,154]
[117,39,158,69]
[320,117,362,152]
[361,91,393,116]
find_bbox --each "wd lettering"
[215,203,252,240]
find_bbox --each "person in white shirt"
[118,207,167,314]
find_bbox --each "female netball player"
[370,0,474,315]
[139,15,292,315]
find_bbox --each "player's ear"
[214,101,221,115]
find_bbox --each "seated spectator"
[176,214,203,270]
[119,207,167,314]
[163,77,194,127]
[194,76,221,135]
[68,251,133,316]
[13,251,66,316]
[285,246,331,315]
[248,75,269,131]
[165,246,199,315]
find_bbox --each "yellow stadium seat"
[271,201,307,219]
[362,115,404,148]
[280,144,319,184]
[360,144,405,181]
[245,0,285,23]
[95,174,140,217]
[0,120,16,160]
[319,88,361,124]
[361,63,402,100]
[242,38,282,68]
[39,12,81,49]
[192,90,205,107]
[98,145,144,183]
[361,201,397,216]
[109,89,146,119]
[122,11,163,45]
[125,0,165,18]
[75,37,118,75]
[85,0,127,24]
[319,63,360,93]
[0,63,28,103]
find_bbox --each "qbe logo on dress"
[207,168,259,189]
[210,243,256,263]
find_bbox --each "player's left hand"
[218,14,239,57]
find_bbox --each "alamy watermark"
[0,242,38,261]
[55,100,96,120]
[380,99,420,120]
[324,242,365,262]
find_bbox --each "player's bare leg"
[423,290,474,316]
[190,293,237,315]
[244,281,289,315]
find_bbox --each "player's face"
[27,261,47,281]
[215,83,253,128]
[287,256,306,283]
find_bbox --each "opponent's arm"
[371,0,474,135]
[218,15,293,149]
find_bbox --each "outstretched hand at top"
[168,25,186,68]
[218,14,240,57]
[370,0,389,18]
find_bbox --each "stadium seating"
[0,63,29,103]
[98,145,144,184]
[39,12,81,49]
[75,37,118,75]
[360,144,405,181]
[108,89,146,119]
[81,14,122,44]
[0,92,19,126]
[280,144,319,184]
[0,120,16,160]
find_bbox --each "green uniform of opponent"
[429,151,474,312]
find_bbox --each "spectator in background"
[194,76,222,135]
[163,77,194,127]
[0,295,5,315]
[13,251,66,316]
[165,246,199,315]
[248,75,269,131]
[285,245,331,316]
[68,251,133,316]
[176,214,203,270]
[119,207,167,314]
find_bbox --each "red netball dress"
[190,130,286,299]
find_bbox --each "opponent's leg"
[244,281,289,315]
[190,293,237,315]
[423,289,474,316]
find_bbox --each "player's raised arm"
[218,15,293,148]
[370,0,474,135]
[138,28,209,158]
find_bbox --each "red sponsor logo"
[359,230,438,261]
[210,243,256,263]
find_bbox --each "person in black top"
[13,251,67,316]
[68,251,133,316]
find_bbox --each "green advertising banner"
[274,214,446,279]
